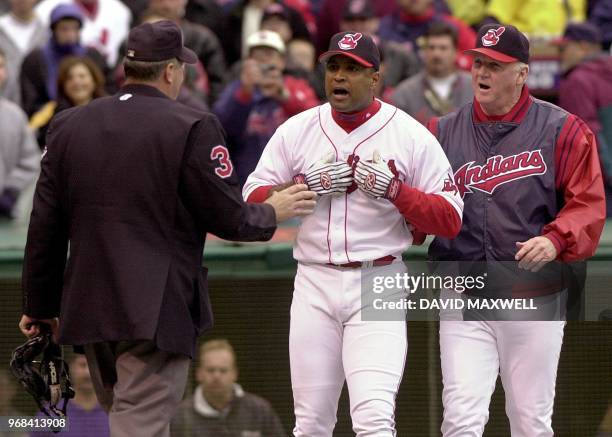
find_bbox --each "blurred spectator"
[221,0,310,67]
[35,0,131,68]
[261,3,293,43]
[171,339,285,437]
[284,0,316,36]
[315,0,396,54]
[589,0,612,51]
[0,371,27,437]
[0,0,8,14]
[30,56,107,147]
[184,0,225,38]
[286,38,315,75]
[147,0,227,104]
[555,22,612,216]
[20,3,110,117]
[339,0,420,101]
[599,400,612,437]
[0,48,39,220]
[213,30,318,185]
[445,0,487,27]
[392,22,472,125]
[316,0,450,54]
[378,0,476,71]
[0,0,47,106]
[484,0,586,36]
[120,0,152,25]
[31,354,110,437]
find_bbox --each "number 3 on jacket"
[210,145,234,178]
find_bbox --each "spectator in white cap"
[213,30,319,186]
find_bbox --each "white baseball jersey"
[36,0,131,67]
[243,100,463,264]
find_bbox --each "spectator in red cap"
[555,22,612,216]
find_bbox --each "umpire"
[18,20,315,437]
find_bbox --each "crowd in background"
[0,0,611,219]
[0,2,611,436]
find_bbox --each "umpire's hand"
[19,315,60,343]
[266,184,317,223]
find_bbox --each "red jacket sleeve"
[281,76,319,118]
[392,184,462,239]
[409,117,443,244]
[542,115,606,260]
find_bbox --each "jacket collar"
[193,384,245,418]
[473,85,533,124]
[118,84,170,100]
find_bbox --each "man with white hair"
[425,24,606,436]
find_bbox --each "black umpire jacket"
[22,84,276,357]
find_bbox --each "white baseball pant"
[289,262,408,437]
[439,320,565,437]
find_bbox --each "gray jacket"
[171,385,286,437]
[0,14,47,106]
[392,70,473,125]
[0,98,40,193]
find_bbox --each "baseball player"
[426,24,606,436]
[243,31,464,436]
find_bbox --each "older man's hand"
[515,236,557,272]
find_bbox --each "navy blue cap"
[319,31,380,70]
[465,24,530,64]
[553,22,602,45]
[126,20,197,64]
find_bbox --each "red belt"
[327,255,396,268]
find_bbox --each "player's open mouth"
[332,87,350,97]
[478,83,491,90]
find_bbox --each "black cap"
[318,31,380,70]
[552,22,602,45]
[343,0,375,20]
[262,3,290,22]
[465,24,530,64]
[126,20,197,64]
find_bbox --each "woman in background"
[30,56,106,148]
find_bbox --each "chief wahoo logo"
[338,32,363,50]
[481,27,506,47]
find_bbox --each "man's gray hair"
[123,57,181,81]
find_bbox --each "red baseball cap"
[319,31,380,70]
[465,24,530,64]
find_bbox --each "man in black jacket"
[18,20,315,437]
